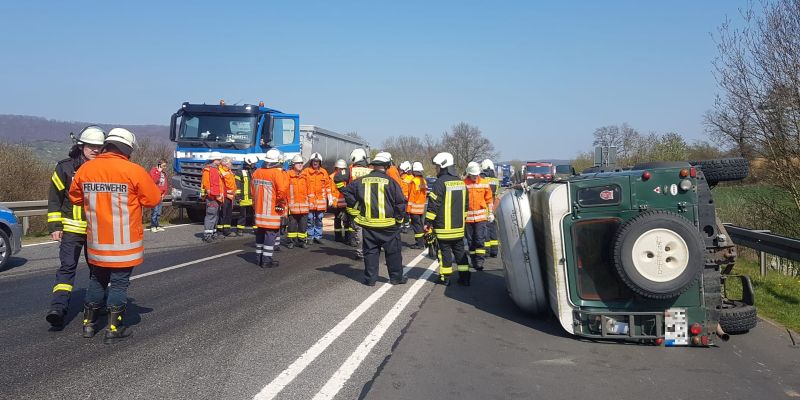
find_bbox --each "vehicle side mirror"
[169,111,182,142]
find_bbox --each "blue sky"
[0,1,749,160]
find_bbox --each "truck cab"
[168,101,299,221]
[525,161,555,184]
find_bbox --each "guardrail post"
[760,251,767,277]
[22,216,29,236]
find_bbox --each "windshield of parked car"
[527,165,551,174]
[178,114,257,148]
[556,165,572,174]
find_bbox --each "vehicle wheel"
[690,158,749,186]
[632,161,691,170]
[612,211,704,299]
[0,229,10,271]
[718,300,757,334]
[186,208,205,223]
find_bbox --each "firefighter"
[480,159,500,257]
[200,152,224,242]
[464,161,494,271]
[252,149,289,268]
[407,162,428,249]
[286,155,310,248]
[234,155,258,236]
[330,159,349,242]
[399,161,413,233]
[303,152,331,244]
[341,152,408,286]
[217,157,237,236]
[69,128,161,341]
[45,126,105,329]
[426,152,470,286]
[347,148,372,259]
[385,152,404,188]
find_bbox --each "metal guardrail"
[724,224,800,276]
[1,197,173,234]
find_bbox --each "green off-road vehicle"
[496,158,755,346]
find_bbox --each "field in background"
[726,259,800,333]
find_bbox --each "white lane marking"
[163,223,192,229]
[252,250,429,400]
[131,250,242,280]
[311,260,438,400]
[21,224,193,248]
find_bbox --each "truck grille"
[180,161,205,190]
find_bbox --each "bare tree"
[707,0,800,213]
[441,122,498,174]
[592,123,641,161]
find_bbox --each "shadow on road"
[49,294,153,331]
[443,267,568,339]
[0,256,28,272]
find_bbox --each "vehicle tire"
[718,300,757,334]
[632,161,691,170]
[612,211,704,299]
[186,208,205,223]
[0,229,10,271]
[690,158,749,185]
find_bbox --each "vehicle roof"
[180,102,285,115]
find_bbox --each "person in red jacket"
[149,159,169,232]
[69,128,161,342]
[200,152,224,242]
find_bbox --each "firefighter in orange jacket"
[464,161,494,271]
[68,128,161,342]
[252,149,289,268]
[330,159,349,242]
[302,152,331,244]
[407,162,428,249]
[287,155,311,248]
[398,161,413,233]
[200,152,224,242]
[217,157,237,236]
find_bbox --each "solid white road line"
[252,250,429,400]
[311,259,439,400]
[131,250,242,280]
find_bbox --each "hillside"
[0,114,169,143]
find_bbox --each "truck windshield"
[527,165,551,174]
[178,114,257,147]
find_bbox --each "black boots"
[82,303,102,338]
[46,308,66,329]
[104,306,131,343]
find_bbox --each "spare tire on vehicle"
[690,158,749,186]
[718,300,758,334]
[612,211,704,299]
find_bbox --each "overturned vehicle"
[496,158,755,346]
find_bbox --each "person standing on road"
[464,161,494,272]
[217,157,236,236]
[148,159,169,233]
[347,148,372,259]
[252,149,289,268]
[45,126,105,329]
[341,152,408,286]
[200,152,224,242]
[330,159,349,243]
[398,161,413,233]
[69,128,161,342]
[286,155,311,248]
[406,162,428,249]
[426,152,470,286]
[302,152,331,244]
[480,159,500,258]
[234,155,258,236]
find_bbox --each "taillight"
[654,337,664,346]
[701,335,709,346]
[641,171,651,181]
[689,167,697,178]
[679,169,689,178]
[690,323,702,336]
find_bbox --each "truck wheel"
[186,208,205,223]
[690,158,749,186]
[612,211,704,299]
[718,300,757,334]
[0,229,10,271]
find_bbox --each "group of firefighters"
[44,125,501,341]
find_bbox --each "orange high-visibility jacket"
[287,169,311,214]
[330,169,349,209]
[406,175,428,215]
[252,166,289,229]
[201,164,224,200]
[302,166,331,211]
[401,173,414,200]
[219,165,236,200]
[387,165,404,188]
[464,175,493,223]
[68,152,162,268]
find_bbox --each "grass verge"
[725,258,800,333]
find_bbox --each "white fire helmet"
[291,154,304,164]
[412,162,424,173]
[432,152,454,168]
[335,159,347,169]
[480,159,495,171]
[399,161,411,172]
[105,128,136,148]
[265,149,282,163]
[370,152,392,166]
[466,162,481,176]
[310,152,323,162]
[77,126,105,145]
[350,148,367,163]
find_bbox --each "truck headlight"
[171,188,182,198]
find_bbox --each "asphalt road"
[1,223,798,400]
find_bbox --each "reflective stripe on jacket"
[425,171,467,240]
[302,166,331,211]
[236,169,252,206]
[464,176,493,223]
[406,175,427,215]
[252,167,288,229]
[287,170,311,214]
[48,157,87,234]
[341,170,407,228]
[330,169,349,209]
[68,152,162,268]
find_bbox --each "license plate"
[664,308,688,346]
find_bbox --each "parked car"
[0,205,23,270]
[554,164,575,180]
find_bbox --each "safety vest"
[219,165,236,200]
[47,157,88,235]
[330,169,349,209]
[236,169,252,206]
[425,172,467,240]
[350,164,371,182]
[406,175,427,215]
[302,166,331,212]
[287,170,310,214]
[68,152,162,268]
[201,164,224,199]
[253,167,288,229]
[464,176,493,223]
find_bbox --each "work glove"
[328,195,334,207]
[487,212,495,223]
[275,205,285,214]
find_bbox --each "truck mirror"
[169,112,179,141]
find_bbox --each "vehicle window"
[556,165,572,174]
[271,118,296,146]
[527,165,551,174]
[179,114,256,144]
[577,184,621,206]
[572,219,631,301]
